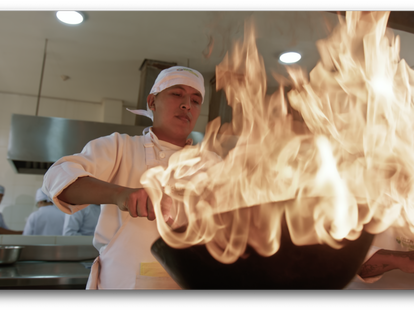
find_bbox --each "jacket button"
[159,152,165,159]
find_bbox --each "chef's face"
[147,84,202,146]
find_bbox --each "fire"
[141,11,414,264]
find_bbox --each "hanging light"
[279,52,301,64]
[56,11,84,25]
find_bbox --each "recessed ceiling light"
[279,52,301,64]
[56,11,84,25]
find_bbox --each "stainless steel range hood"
[7,114,204,175]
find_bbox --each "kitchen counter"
[0,260,93,289]
[0,237,97,289]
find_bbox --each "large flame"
[141,11,414,264]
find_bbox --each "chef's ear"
[147,94,156,111]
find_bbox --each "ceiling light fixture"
[56,11,84,25]
[279,52,301,64]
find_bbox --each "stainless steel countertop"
[0,260,93,289]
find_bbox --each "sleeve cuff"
[43,162,97,214]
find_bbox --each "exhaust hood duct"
[8,114,204,175]
[8,114,144,174]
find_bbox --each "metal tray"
[16,245,98,261]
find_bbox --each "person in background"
[62,204,100,236]
[0,185,8,229]
[0,185,22,234]
[23,188,65,236]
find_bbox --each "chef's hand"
[115,187,174,226]
[115,187,155,220]
[358,249,414,278]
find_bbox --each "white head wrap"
[126,66,205,122]
[35,188,52,203]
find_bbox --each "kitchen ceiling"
[0,11,414,108]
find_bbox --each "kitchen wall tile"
[0,101,11,114]
[3,203,34,231]
[64,101,75,120]
[122,105,136,125]
[14,174,41,187]
[13,221,29,230]
[2,235,56,245]
[12,205,37,229]
[4,165,17,179]
[39,98,63,118]
[77,101,102,122]
[11,185,36,201]
[0,94,35,116]
[2,183,38,230]
[102,99,123,124]
[0,129,9,148]
[14,97,36,115]
[0,111,12,131]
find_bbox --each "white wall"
[0,83,211,230]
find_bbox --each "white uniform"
[43,129,184,289]
[63,204,101,236]
[22,204,65,235]
[0,185,7,229]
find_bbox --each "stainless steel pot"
[0,246,24,265]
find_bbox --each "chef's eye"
[192,99,200,105]
[172,92,181,97]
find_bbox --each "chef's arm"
[58,176,156,220]
[358,249,414,278]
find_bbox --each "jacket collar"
[144,127,193,149]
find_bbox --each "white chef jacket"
[62,204,101,236]
[22,204,66,235]
[42,129,186,289]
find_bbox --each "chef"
[42,66,205,289]
[62,204,100,236]
[22,188,65,235]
